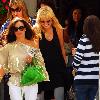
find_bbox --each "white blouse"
[0,41,46,86]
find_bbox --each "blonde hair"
[34,6,63,39]
[7,0,29,20]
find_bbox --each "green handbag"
[20,57,47,86]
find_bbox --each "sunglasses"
[10,7,21,12]
[14,26,25,32]
[40,20,51,24]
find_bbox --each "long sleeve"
[72,34,86,69]
[73,34,99,85]
[30,17,36,26]
[26,47,49,81]
[34,49,45,67]
[0,19,10,35]
[28,48,45,67]
[34,50,49,81]
[30,48,49,81]
[0,44,9,73]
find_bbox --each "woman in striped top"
[72,15,100,100]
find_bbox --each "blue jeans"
[74,85,98,100]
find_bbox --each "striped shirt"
[73,34,99,85]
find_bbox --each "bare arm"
[57,28,67,63]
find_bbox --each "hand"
[72,48,77,56]
[72,68,77,76]
[25,55,32,64]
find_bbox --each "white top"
[0,41,46,86]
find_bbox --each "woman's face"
[10,5,23,18]
[40,18,52,29]
[72,9,81,22]
[14,21,26,39]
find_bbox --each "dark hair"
[7,18,34,43]
[38,0,55,9]
[68,6,83,20]
[83,15,100,53]
[67,7,84,47]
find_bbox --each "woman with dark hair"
[0,1,36,99]
[72,15,100,100]
[7,18,34,43]
[38,0,54,8]
[67,7,84,47]
[63,7,84,99]
[0,17,48,100]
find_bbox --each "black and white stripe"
[73,34,99,85]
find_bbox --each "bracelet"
[73,68,77,72]
[72,68,77,76]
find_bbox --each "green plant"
[0,0,9,15]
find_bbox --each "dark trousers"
[0,81,4,100]
[44,90,54,100]
[3,74,10,100]
[74,85,98,100]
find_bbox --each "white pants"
[8,83,38,100]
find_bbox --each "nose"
[14,11,18,16]
[44,22,49,26]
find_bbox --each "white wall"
[24,0,37,17]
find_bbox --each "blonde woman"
[34,6,67,100]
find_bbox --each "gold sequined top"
[0,41,48,86]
